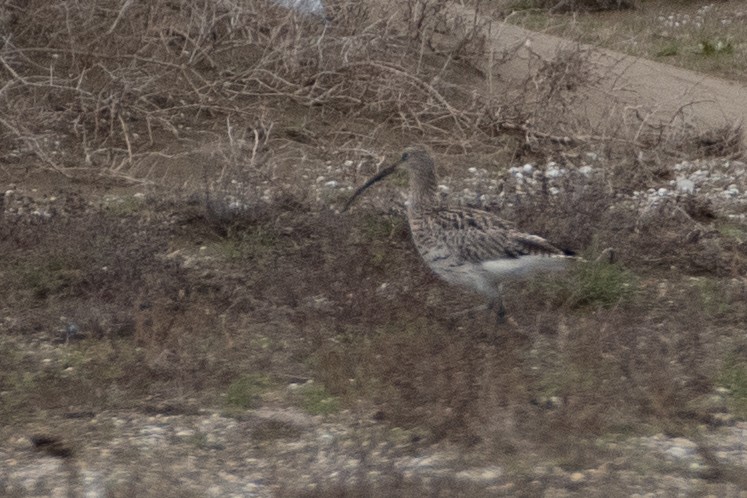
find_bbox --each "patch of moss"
[212,225,282,261]
[715,220,747,241]
[359,214,404,242]
[656,43,679,57]
[718,359,747,419]
[297,383,340,416]
[225,374,271,409]
[695,278,732,317]
[698,39,733,56]
[20,258,83,299]
[103,195,147,216]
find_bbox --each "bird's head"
[342,146,435,211]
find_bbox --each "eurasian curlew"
[344,146,593,322]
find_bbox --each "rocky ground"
[2,149,747,496]
[2,412,747,497]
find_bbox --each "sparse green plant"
[718,358,747,419]
[656,43,679,57]
[225,374,271,410]
[20,258,83,300]
[187,432,209,449]
[103,195,148,216]
[534,260,636,309]
[215,226,281,261]
[698,39,733,56]
[695,277,732,317]
[715,220,747,242]
[297,382,340,416]
[360,214,405,241]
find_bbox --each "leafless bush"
[644,122,744,160]
[0,0,519,181]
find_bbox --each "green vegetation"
[569,261,636,308]
[719,359,747,419]
[535,260,637,310]
[103,195,148,216]
[19,258,83,299]
[698,39,733,56]
[359,214,405,242]
[656,43,679,57]
[695,277,732,317]
[208,224,283,262]
[296,383,340,416]
[715,220,747,241]
[225,374,272,410]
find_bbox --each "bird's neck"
[408,171,438,210]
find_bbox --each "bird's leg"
[594,247,615,264]
[488,295,506,325]
[495,283,506,325]
[496,298,506,324]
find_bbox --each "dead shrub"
[638,121,744,161]
[0,0,611,187]
[0,0,516,182]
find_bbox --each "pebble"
[546,166,562,179]
[455,466,503,482]
[676,178,695,194]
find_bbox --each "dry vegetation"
[1,0,747,495]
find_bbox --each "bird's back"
[407,203,575,295]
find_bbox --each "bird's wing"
[432,207,567,264]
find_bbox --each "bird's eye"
[401,152,410,161]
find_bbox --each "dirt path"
[451,4,747,145]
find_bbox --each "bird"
[343,145,586,322]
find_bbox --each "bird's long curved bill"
[342,162,399,212]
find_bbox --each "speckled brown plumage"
[345,146,577,320]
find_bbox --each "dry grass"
[0,0,631,186]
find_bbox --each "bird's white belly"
[481,255,572,280]
[428,260,499,298]
[425,253,573,298]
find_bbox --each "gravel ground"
[2,408,747,496]
[2,153,747,496]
